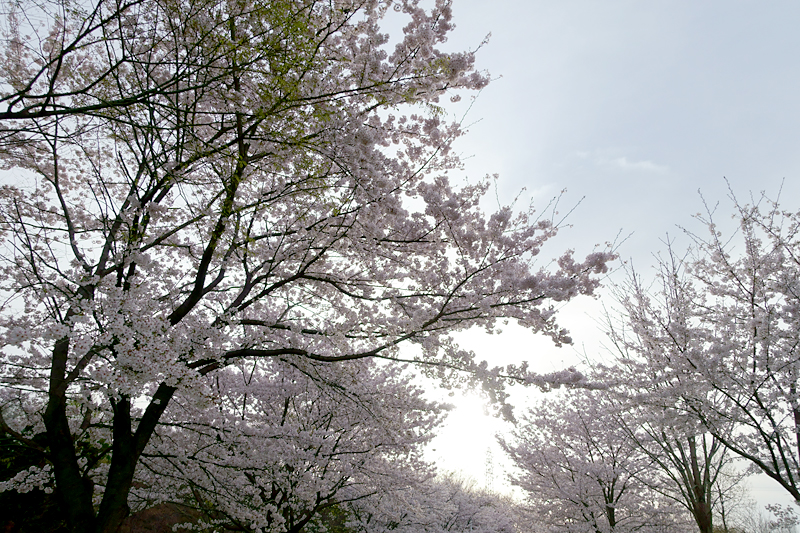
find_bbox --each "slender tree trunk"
[688,436,714,533]
[692,502,713,533]
[606,503,616,531]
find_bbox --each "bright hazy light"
[427,392,511,491]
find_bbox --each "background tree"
[602,271,742,533]
[346,473,519,533]
[0,0,613,532]
[500,389,688,533]
[606,194,800,505]
[609,388,736,533]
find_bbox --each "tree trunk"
[44,337,96,533]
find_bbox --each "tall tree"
[603,267,739,533]
[0,0,613,532]
[500,390,688,533]
[605,377,734,533]
[608,193,800,505]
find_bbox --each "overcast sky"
[445,0,800,257]
[425,0,800,510]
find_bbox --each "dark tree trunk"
[45,337,97,533]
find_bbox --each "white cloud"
[608,156,669,174]
[575,150,670,174]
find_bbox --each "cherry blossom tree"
[135,359,443,532]
[500,389,689,533]
[607,193,800,506]
[0,0,613,531]
[601,366,735,533]
[346,473,519,533]
[602,269,742,533]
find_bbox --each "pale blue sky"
[444,0,800,262]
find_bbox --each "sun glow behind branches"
[426,391,510,491]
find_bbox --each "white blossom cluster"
[0,464,53,494]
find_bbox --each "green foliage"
[306,503,358,533]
